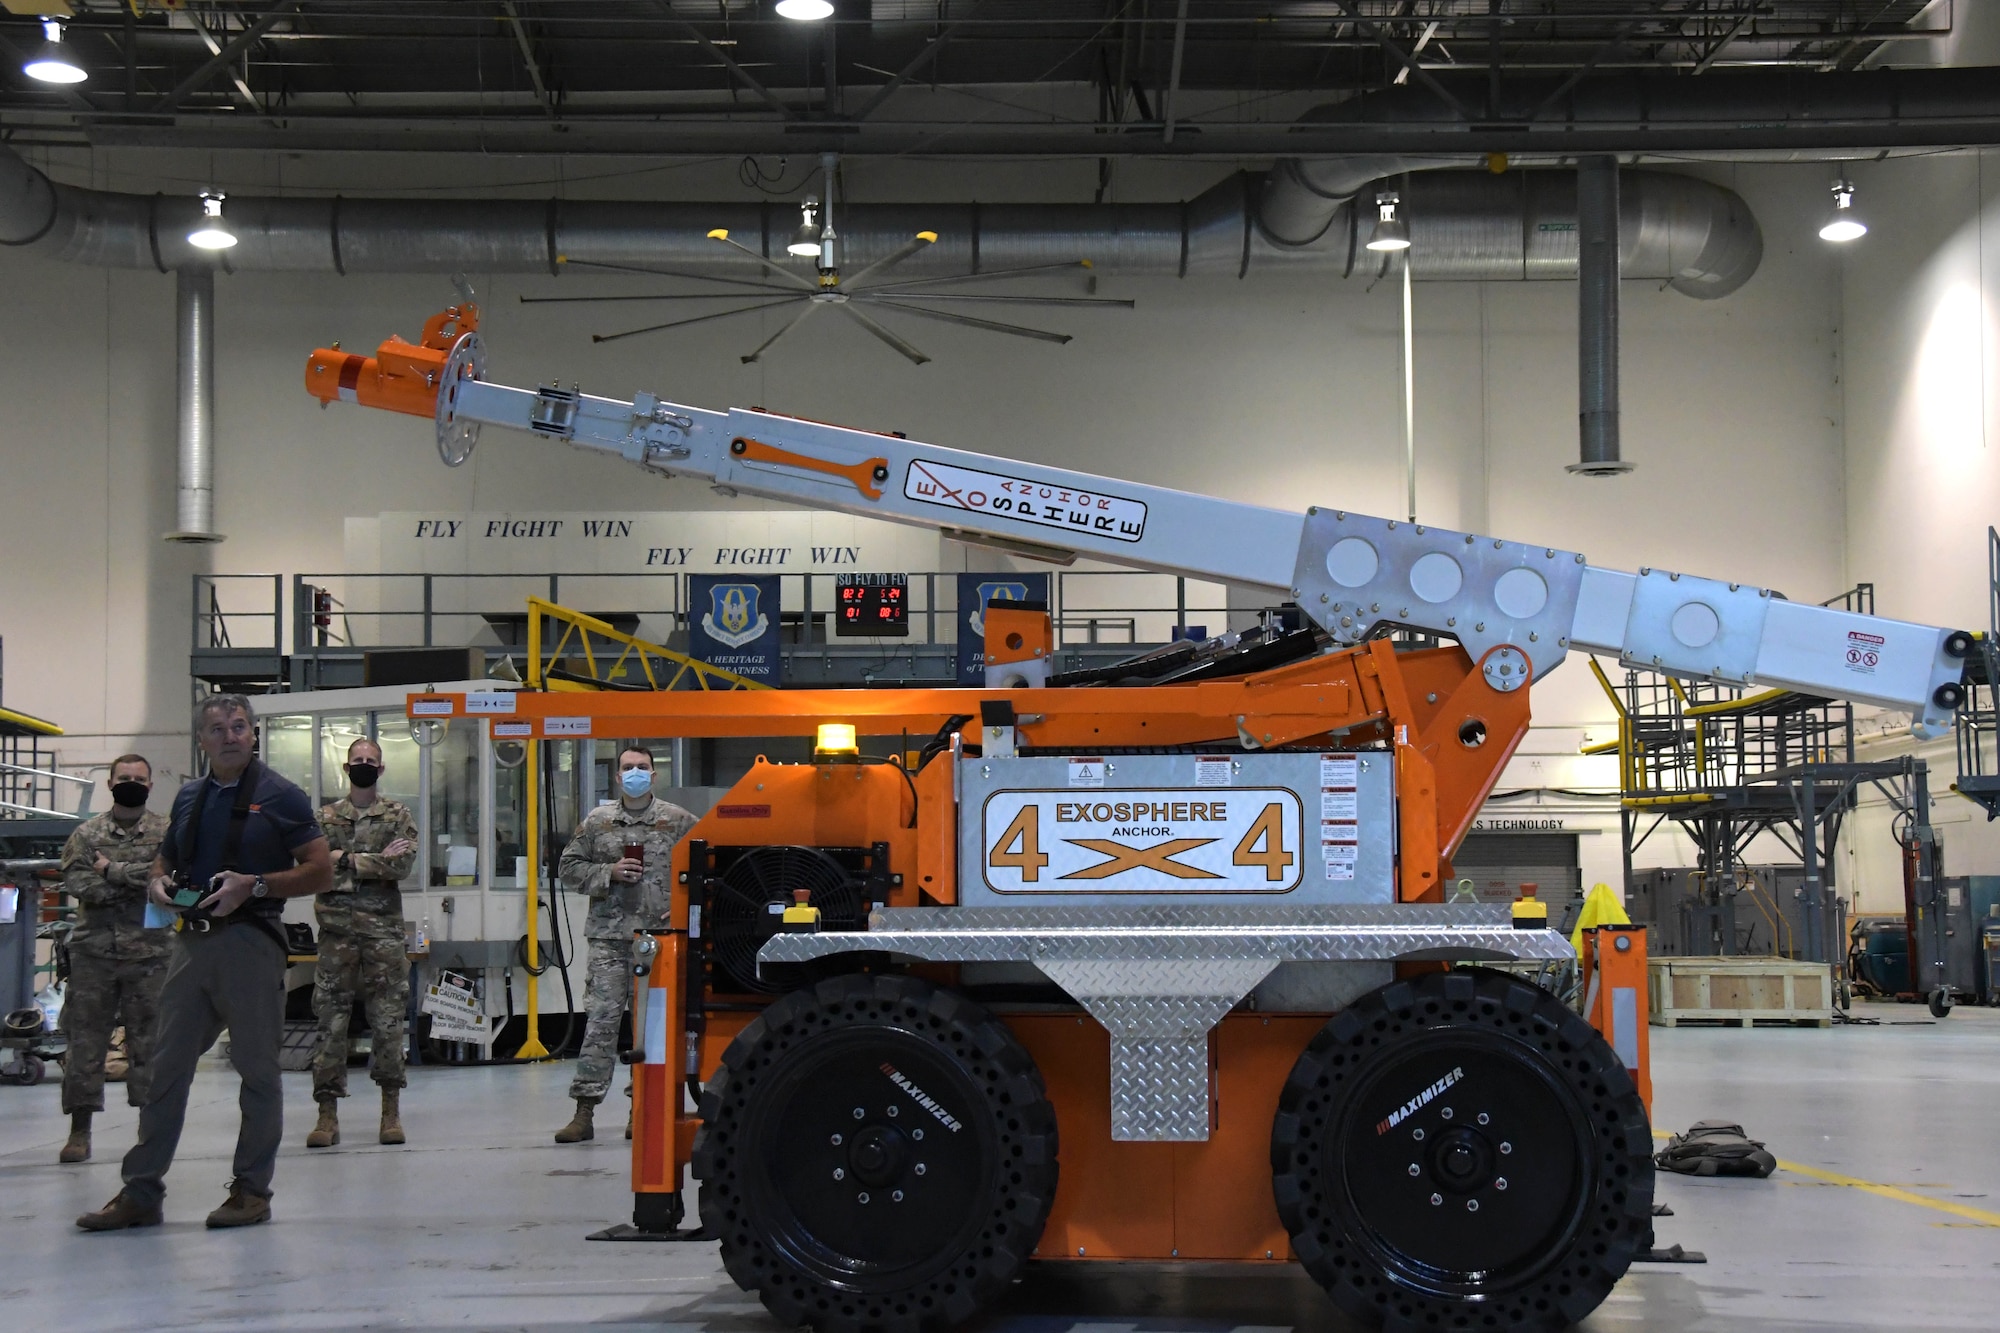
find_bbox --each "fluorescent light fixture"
[788,197,823,256]
[1366,191,1411,252]
[24,17,87,85]
[187,191,239,250]
[775,0,835,19]
[1819,179,1867,243]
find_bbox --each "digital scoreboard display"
[835,572,909,637]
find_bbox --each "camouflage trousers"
[568,936,633,1104]
[311,918,411,1098]
[61,948,169,1113]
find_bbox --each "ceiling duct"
[0,144,1758,294]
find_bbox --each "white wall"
[0,151,1850,847]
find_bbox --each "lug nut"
[1467,1199,1480,1213]
[858,1192,870,1204]
[832,1168,845,1180]
[1496,1178,1509,1191]
[914,1163,927,1175]
[1441,1107,1453,1120]
[912,1129,924,1141]
[1430,1193,1443,1206]
[1500,1142,1512,1155]
[830,1133,843,1146]
[892,1190,904,1202]
[886,1105,898,1118]
[853,1107,865,1120]
[1477,1113,1489,1126]
[1413,1128,1426,1142]
[1408,1163,1420,1177]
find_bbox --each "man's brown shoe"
[76,1191,162,1231]
[205,1180,272,1229]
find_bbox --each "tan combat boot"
[305,1097,340,1148]
[379,1086,406,1145]
[206,1178,272,1229]
[59,1109,92,1164]
[553,1098,596,1143]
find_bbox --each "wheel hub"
[846,1123,909,1187]
[1331,1033,1592,1293]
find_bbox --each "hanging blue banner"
[956,573,1050,684]
[688,574,782,683]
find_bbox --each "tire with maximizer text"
[1271,968,1654,1332]
[693,974,1058,1333]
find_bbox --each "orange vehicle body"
[412,624,1560,1259]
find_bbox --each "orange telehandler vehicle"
[309,303,1970,1333]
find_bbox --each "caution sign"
[981,788,1303,894]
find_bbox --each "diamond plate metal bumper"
[759,904,1573,1142]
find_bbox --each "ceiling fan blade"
[705,230,821,291]
[523,292,791,305]
[741,301,821,364]
[841,231,939,289]
[861,259,1095,293]
[862,298,1071,346]
[591,297,802,345]
[837,303,932,365]
[872,291,1135,309]
[556,257,805,294]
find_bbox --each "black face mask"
[347,764,381,790]
[110,781,150,810]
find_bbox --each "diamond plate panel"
[1108,1036,1211,1141]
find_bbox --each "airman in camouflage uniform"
[552,742,696,1143]
[306,738,418,1148]
[55,755,171,1163]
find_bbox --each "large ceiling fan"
[520,157,1133,366]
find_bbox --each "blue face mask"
[620,768,653,798]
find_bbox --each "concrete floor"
[3,1002,1997,1332]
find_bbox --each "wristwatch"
[250,876,270,899]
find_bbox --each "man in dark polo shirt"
[76,693,332,1233]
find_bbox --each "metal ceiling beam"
[501,2,558,119]
[1330,0,1469,119]
[658,3,793,120]
[1160,0,1189,144]
[853,7,980,122]
[183,7,267,113]
[150,1,303,113]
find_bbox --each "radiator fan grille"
[708,845,868,994]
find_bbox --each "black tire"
[1271,968,1654,1333]
[692,974,1058,1333]
[1928,987,1953,1019]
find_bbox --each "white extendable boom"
[432,359,1970,739]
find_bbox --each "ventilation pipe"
[166,266,224,543]
[0,143,1759,293]
[1571,155,1630,477]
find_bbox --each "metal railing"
[194,569,1241,673]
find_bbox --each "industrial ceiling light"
[788,196,823,257]
[1366,191,1411,252]
[775,0,835,19]
[187,191,239,250]
[1818,179,1867,243]
[23,17,88,85]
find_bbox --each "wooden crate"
[1647,957,1833,1028]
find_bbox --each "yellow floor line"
[1652,1131,2000,1228]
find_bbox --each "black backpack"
[1654,1120,1777,1178]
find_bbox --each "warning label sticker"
[1845,630,1884,675]
[904,459,1148,543]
